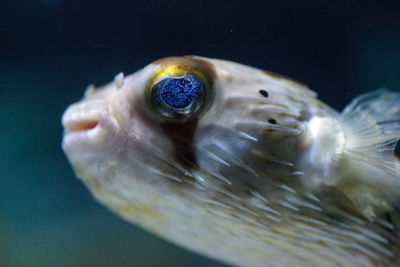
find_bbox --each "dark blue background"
[1,0,399,266]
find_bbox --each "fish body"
[62,56,400,266]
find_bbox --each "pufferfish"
[62,56,400,266]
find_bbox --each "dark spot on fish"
[382,212,400,237]
[382,202,400,234]
[385,212,393,226]
[395,201,400,212]
[259,89,269,98]
[160,120,199,171]
[298,110,312,122]
[268,118,277,124]
[395,139,400,159]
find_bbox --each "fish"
[61,56,400,266]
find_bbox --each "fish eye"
[146,62,213,121]
[151,73,205,118]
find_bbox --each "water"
[1,1,399,266]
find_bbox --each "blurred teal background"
[1,0,399,266]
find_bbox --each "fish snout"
[61,99,118,159]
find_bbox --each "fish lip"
[61,101,103,134]
[62,121,100,145]
[61,107,118,156]
[63,119,99,134]
[61,104,100,147]
[61,118,102,155]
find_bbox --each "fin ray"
[338,89,400,219]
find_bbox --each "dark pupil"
[155,74,203,108]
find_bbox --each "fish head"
[62,57,217,190]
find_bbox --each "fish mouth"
[61,111,102,154]
[64,119,99,134]
[61,100,117,156]
[61,101,102,137]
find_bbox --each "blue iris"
[153,74,204,108]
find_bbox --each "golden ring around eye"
[145,62,213,122]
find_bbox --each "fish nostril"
[66,120,99,133]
